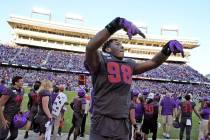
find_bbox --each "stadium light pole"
[31,7,52,20]
[65,13,84,23]
[161,25,179,36]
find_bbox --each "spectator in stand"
[0,43,209,83]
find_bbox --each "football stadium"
[0,6,210,140]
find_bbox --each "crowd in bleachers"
[1,43,210,140]
[13,46,49,66]
[0,65,210,97]
[133,80,210,100]
[0,44,20,62]
[0,66,81,91]
[0,44,208,83]
[0,43,210,95]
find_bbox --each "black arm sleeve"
[27,94,32,110]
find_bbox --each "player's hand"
[119,18,146,39]
[166,40,184,57]
[1,119,9,129]
[133,124,138,130]
[48,114,53,121]
[106,17,145,39]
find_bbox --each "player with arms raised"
[85,17,184,140]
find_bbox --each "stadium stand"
[0,43,209,96]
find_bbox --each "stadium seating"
[0,43,209,94]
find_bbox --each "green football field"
[22,87,200,139]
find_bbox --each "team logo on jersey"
[13,90,17,94]
[107,61,132,84]
[144,104,154,114]
[15,95,23,105]
[31,93,40,103]
[182,102,192,113]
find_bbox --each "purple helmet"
[154,93,160,98]
[77,88,86,97]
[143,89,150,95]
[173,120,180,128]
[131,88,139,99]
[202,96,209,101]
[13,111,29,128]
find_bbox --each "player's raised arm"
[134,40,184,74]
[85,17,145,73]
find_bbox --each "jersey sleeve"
[129,102,135,110]
[39,90,51,97]
[84,50,103,75]
[129,59,138,75]
[1,88,13,96]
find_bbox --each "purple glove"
[162,40,184,57]
[119,18,146,39]
[168,40,184,57]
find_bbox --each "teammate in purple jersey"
[129,88,143,140]
[199,98,210,140]
[160,92,176,138]
[85,17,184,140]
[24,81,41,139]
[0,76,24,140]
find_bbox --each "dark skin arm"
[134,52,169,74]
[129,108,137,126]
[193,107,201,120]
[27,94,32,110]
[176,108,181,121]
[0,95,9,128]
[86,28,170,74]
[42,96,52,119]
[85,28,111,73]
